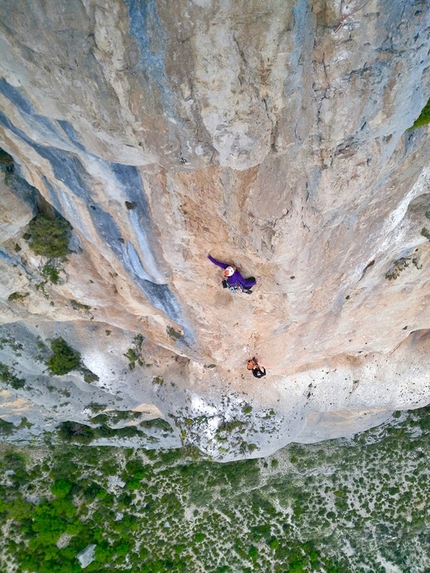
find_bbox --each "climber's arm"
[207,254,228,269]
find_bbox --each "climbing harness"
[228,284,252,295]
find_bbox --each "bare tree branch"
[334,0,371,32]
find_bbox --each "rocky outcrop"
[0,0,430,460]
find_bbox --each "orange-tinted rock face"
[0,0,429,458]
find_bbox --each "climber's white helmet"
[224,266,235,277]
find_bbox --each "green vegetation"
[7,292,29,302]
[0,407,428,572]
[0,362,25,389]
[0,337,23,353]
[70,299,91,312]
[80,367,99,384]
[385,257,410,280]
[57,421,97,443]
[124,348,139,369]
[410,97,430,129]
[90,410,141,426]
[0,418,15,435]
[42,264,60,284]
[45,338,98,382]
[124,334,144,370]
[46,338,81,375]
[87,403,106,415]
[421,227,430,241]
[140,418,173,433]
[57,421,141,444]
[166,326,182,341]
[0,148,14,168]
[26,212,72,258]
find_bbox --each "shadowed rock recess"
[0,0,429,460]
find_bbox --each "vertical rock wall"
[0,0,429,458]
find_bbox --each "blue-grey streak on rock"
[123,0,172,113]
[121,246,196,346]
[104,163,196,346]
[286,0,314,146]
[0,78,34,116]
[110,162,166,284]
[119,237,196,347]
[88,206,124,260]
[0,107,91,202]
[122,0,199,162]
[0,107,103,244]
[0,248,26,273]
[41,176,63,214]
[4,166,38,209]
[57,120,88,153]
[0,79,67,144]
[0,94,195,348]
[124,242,156,283]
[290,0,312,70]
[306,168,321,202]
[83,204,187,330]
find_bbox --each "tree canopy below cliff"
[0,406,429,572]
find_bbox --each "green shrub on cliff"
[27,212,72,258]
[57,421,95,443]
[0,362,25,389]
[46,338,99,383]
[41,264,60,284]
[411,97,430,129]
[0,148,14,169]
[47,338,81,375]
[0,418,15,435]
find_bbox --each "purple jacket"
[207,255,256,289]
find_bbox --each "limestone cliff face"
[0,0,430,459]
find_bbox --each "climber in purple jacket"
[207,254,257,293]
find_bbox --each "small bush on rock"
[47,338,81,375]
[27,213,72,258]
[411,98,430,129]
[42,264,60,284]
